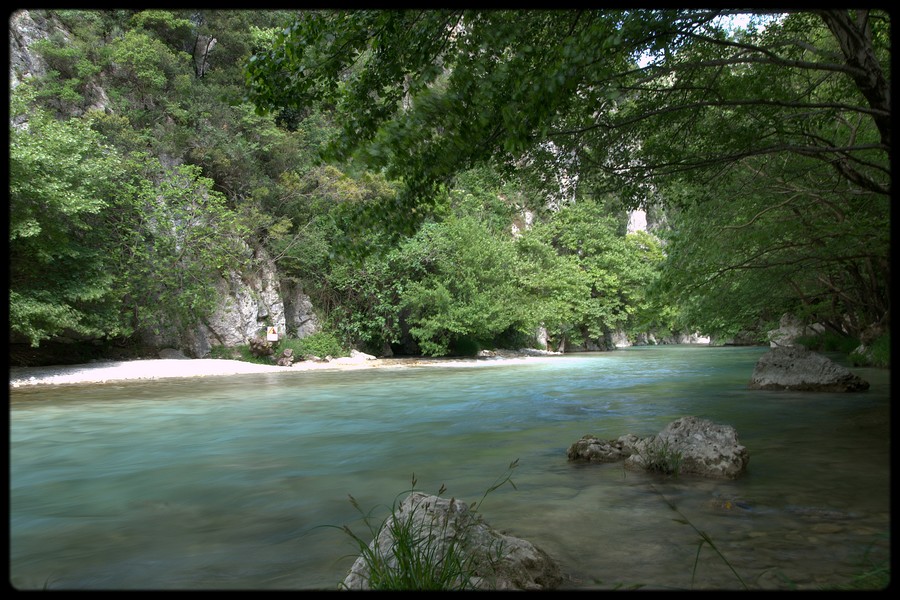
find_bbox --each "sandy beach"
[8,351,562,389]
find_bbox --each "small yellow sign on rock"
[266,326,278,342]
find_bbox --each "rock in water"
[568,417,750,479]
[341,492,564,590]
[748,346,869,392]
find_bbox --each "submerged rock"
[566,433,643,463]
[568,416,749,479]
[748,346,869,392]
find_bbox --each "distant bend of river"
[9,345,890,590]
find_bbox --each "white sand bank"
[9,352,562,389]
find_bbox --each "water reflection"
[10,346,890,590]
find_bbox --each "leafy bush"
[209,332,348,364]
[850,333,890,368]
[401,217,526,356]
[795,331,860,354]
[288,331,347,358]
[868,333,891,368]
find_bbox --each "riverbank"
[9,350,563,389]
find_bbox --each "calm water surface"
[9,346,890,590]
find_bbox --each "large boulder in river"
[624,416,749,479]
[568,417,749,479]
[341,492,564,590]
[749,346,869,392]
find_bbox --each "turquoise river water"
[9,346,891,590]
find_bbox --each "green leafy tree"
[247,10,888,210]
[126,10,194,52]
[620,229,672,336]
[107,28,192,112]
[399,216,526,356]
[319,214,527,357]
[513,231,592,350]
[325,248,412,355]
[10,10,311,357]
[114,160,251,336]
[651,155,890,342]
[9,85,129,346]
[636,11,890,342]
[246,9,890,339]
[30,33,102,112]
[516,199,668,349]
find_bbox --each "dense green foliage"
[10,79,248,347]
[9,9,890,364]
[247,8,890,349]
[10,86,129,345]
[10,10,300,350]
[651,158,890,342]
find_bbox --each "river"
[9,345,890,590]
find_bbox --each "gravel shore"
[8,357,397,388]
[9,351,561,389]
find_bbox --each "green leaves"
[651,153,890,340]
[245,10,632,222]
[515,198,667,347]
[108,29,192,102]
[118,162,251,333]
[12,8,888,357]
[400,216,524,356]
[9,86,129,346]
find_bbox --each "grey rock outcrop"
[138,245,320,357]
[610,329,710,348]
[568,416,749,479]
[626,416,749,479]
[9,10,110,114]
[341,492,564,591]
[9,10,53,88]
[282,280,320,338]
[748,346,869,392]
[767,313,825,347]
[202,246,287,349]
[275,348,294,367]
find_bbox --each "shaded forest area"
[9,9,890,366]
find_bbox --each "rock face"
[610,329,711,348]
[138,245,320,358]
[767,313,825,347]
[567,416,749,479]
[748,346,870,392]
[200,246,289,350]
[9,10,110,114]
[9,10,53,88]
[341,492,564,591]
